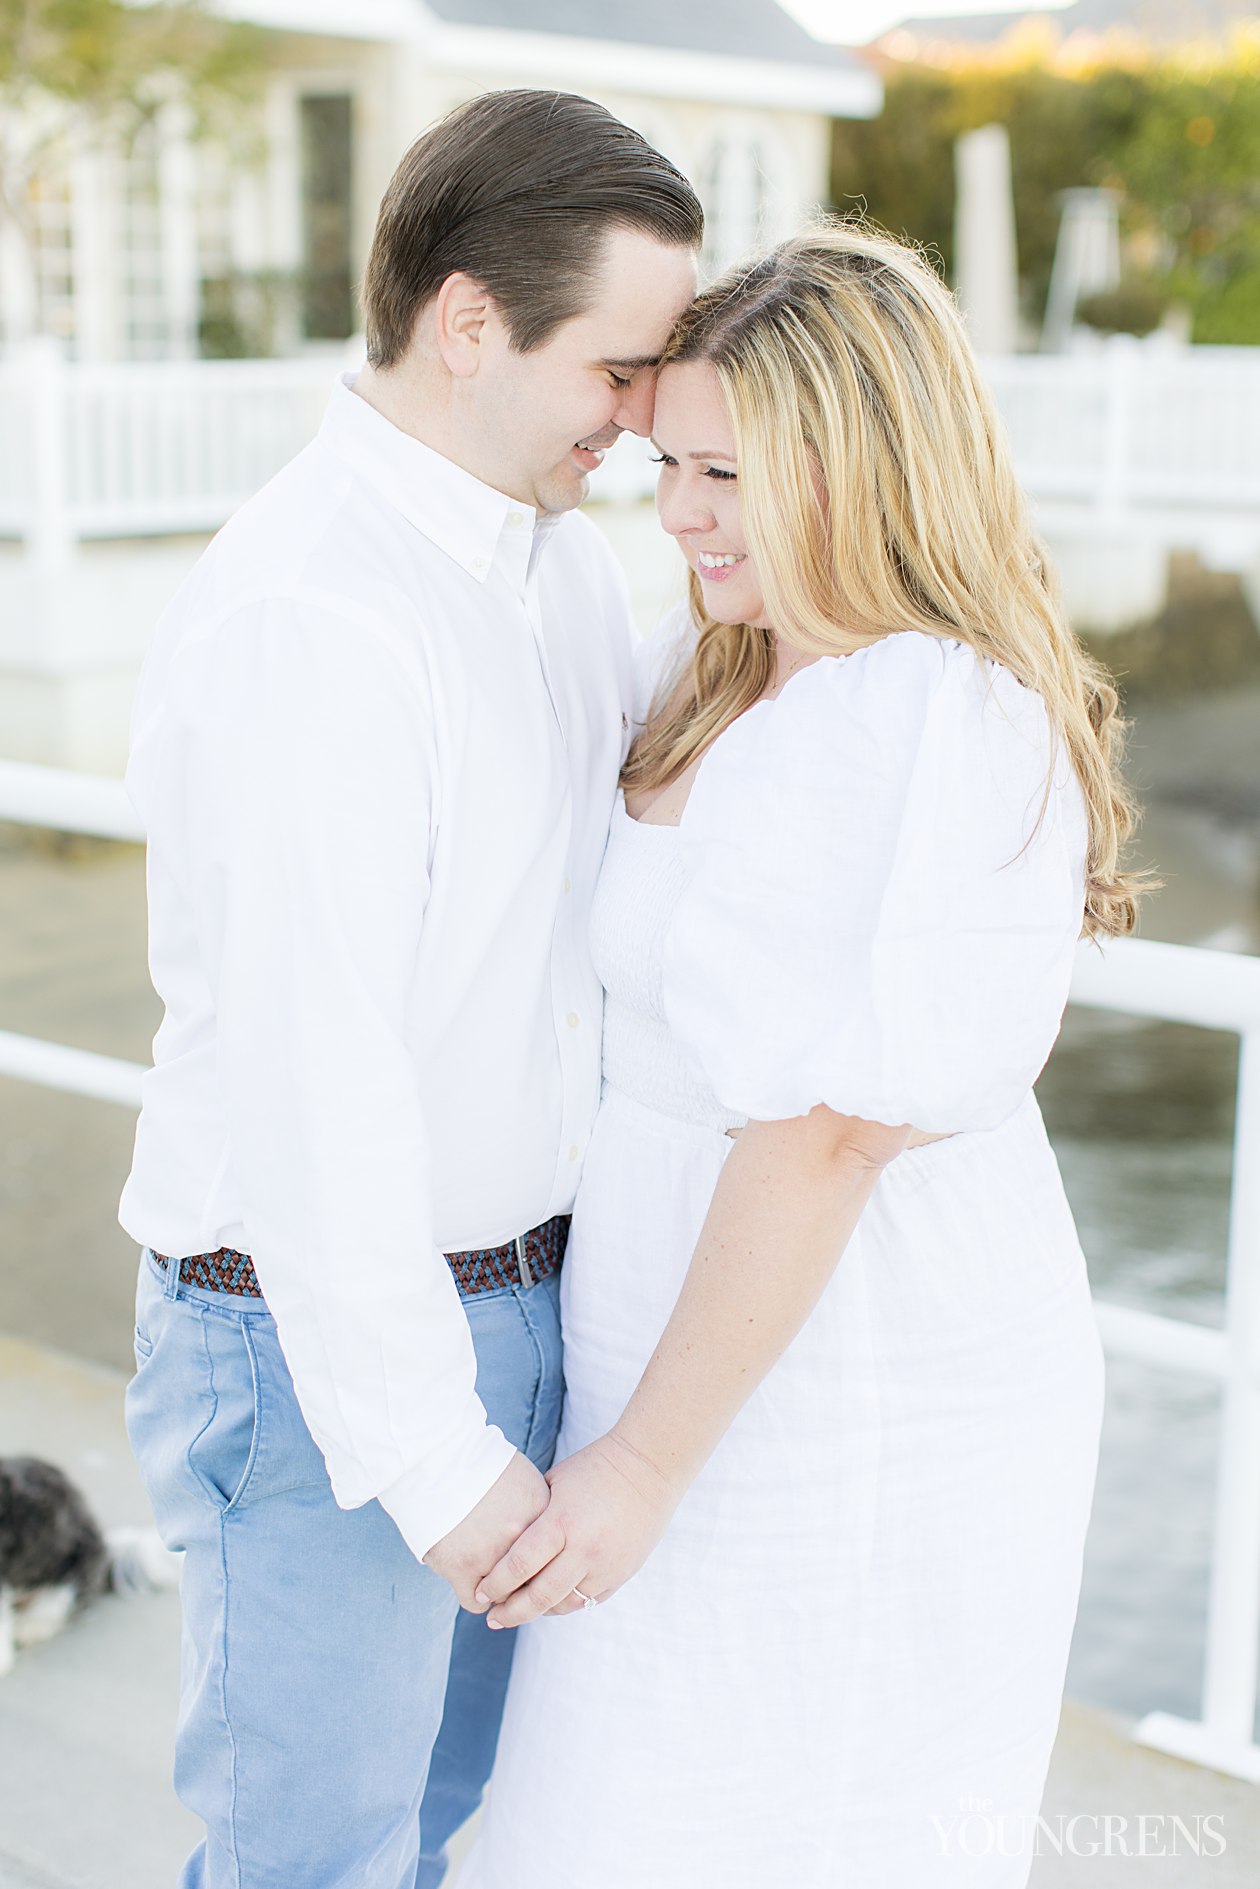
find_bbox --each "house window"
[299,95,354,340]
[27,166,76,349]
[699,133,771,278]
[193,142,246,358]
[195,143,234,284]
[120,122,168,359]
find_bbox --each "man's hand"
[470,1430,682,1629]
[423,1450,550,1611]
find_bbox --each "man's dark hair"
[361,90,704,367]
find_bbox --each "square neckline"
[616,787,684,832]
[619,649,834,831]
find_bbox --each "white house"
[0,0,880,363]
[0,2,879,772]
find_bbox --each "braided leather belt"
[152,1212,570,1301]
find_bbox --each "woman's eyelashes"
[649,454,737,482]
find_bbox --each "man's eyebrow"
[599,355,661,372]
[649,438,737,461]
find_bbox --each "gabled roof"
[884,0,1253,46]
[212,0,880,115]
[424,0,865,73]
[422,0,881,115]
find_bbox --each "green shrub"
[832,41,1260,344]
[1077,276,1170,334]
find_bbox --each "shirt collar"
[319,374,553,593]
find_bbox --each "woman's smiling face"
[651,360,768,628]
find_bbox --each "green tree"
[832,39,1260,343]
[833,59,1145,323]
[1106,49,1260,341]
[831,65,957,275]
[0,0,263,339]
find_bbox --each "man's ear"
[432,271,496,379]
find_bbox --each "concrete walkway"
[0,1331,1256,1888]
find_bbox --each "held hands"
[422,1450,550,1610]
[471,1430,682,1629]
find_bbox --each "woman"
[458,224,1142,1886]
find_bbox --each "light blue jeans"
[126,1247,564,1889]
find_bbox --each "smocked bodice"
[590,795,747,1135]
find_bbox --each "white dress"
[458,628,1105,1889]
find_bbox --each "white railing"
[1070,941,1260,1782]
[0,341,341,564]
[982,340,1260,521]
[3,336,1260,556]
[2,759,1259,1781]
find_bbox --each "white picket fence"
[984,341,1260,515]
[0,342,340,564]
[3,336,1260,561]
[1,753,1259,1781]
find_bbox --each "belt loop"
[514,1233,534,1291]
[159,1247,181,1301]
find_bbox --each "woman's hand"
[472,1429,682,1629]
[474,1110,909,1632]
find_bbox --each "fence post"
[1202,1028,1260,1738]
[1098,332,1137,520]
[26,334,74,570]
[1135,1023,1260,1782]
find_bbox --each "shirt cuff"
[376,1419,519,1563]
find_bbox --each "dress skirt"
[457,1081,1104,1889]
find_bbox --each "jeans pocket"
[133,1253,158,1363]
[188,1310,263,1515]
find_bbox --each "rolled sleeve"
[379,1427,518,1564]
[171,593,511,1550]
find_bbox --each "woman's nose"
[656,479,715,540]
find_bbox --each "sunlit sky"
[780,0,1075,45]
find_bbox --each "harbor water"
[1044,678,1260,1728]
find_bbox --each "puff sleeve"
[661,632,1088,1134]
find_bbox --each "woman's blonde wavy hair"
[623,219,1147,939]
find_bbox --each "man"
[121,89,701,1887]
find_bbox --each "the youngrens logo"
[931,1802,1227,1859]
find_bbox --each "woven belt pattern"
[153,1246,262,1297]
[444,1213,569,1295]
[152,1213,570,1302]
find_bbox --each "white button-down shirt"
[120,377,637,1557]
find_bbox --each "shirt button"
[566,1011,579,1029]
[507,511,525,528]
[471,556,488,576]
[563,876,572,895]
[568,1145,579,1163]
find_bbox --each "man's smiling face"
[476,227,698,515]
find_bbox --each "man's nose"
[612,374,657,438]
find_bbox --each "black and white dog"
[0,1456,180,1673]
